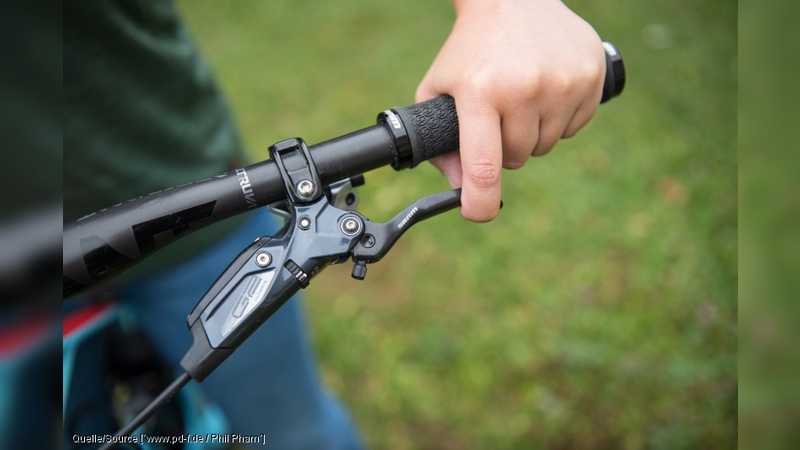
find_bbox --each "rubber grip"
[392,41,625,166]
[392,95,459,168]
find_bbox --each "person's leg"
[116,209,363,450]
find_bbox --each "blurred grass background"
[176,0,737,448]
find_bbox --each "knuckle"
[575,58,605,96]
[553,72,576,95]
[464,159,501,188]
[460,69,495,98]
[585,59,604,83]
[517,70,544,100]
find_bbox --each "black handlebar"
[63,42,625,298]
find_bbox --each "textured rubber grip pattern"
[393,95,460,167]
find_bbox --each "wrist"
[451,0,564,22]
[451,0,561,13]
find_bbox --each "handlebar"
[63,42,625,298]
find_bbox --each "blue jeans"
[114,209,363,450]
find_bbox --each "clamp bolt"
[256,252,272,267]
[296,180,315,198]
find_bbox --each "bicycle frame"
[63,302,229,450]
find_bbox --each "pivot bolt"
[296,180,315,198]
[256,252,272,267]
[340,216,361,236]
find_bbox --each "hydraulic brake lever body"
[180,138,462,381]
[180,192,364,380]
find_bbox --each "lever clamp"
[269,138,323,204]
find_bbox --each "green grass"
[177,0,737,448]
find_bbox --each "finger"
[500,106,540,169]
[562,98,598,138]
[562,55,604,137]
[531,111,572,157]
[562,81,603,138]
[456,99,503,222]
[429,152,463,188]
[531,84,585,156]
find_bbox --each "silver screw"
[256,252,272,267]
[299,216,311,230]
[296,180,315,198]
[341,216,361,236]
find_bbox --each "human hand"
[416,0,606,222]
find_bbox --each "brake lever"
[180,138,464,382]
[349,188,462,280]
[179,188,462,381]
[181,138,370,381]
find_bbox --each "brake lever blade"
[352,188,462,266]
